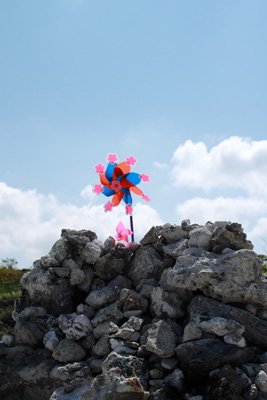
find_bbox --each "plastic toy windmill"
[93,153,150,243]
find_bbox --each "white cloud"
[172,136,267,254]
[80,184,95,201]
[153,161,168,169]
[0,182,163,267]
[171,136,267,196]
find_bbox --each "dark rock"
[128,245,164,286]
[145,320,178,358]
[188,296,267,349]
[52,339,86,363]
[94,252,125,281]
[205,364,245,400]
[175,339,254,378]
[210,223,253,253]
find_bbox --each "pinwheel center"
[111,181,122,192]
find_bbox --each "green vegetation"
[0,266,29,337]
[258,254,267,275]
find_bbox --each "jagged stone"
[140,227,160,245]
[58,313,92,341]
[85,285,120,310]
[164,249,266,307]
[175,339,254,378]
[70,268,85,286]
[128,245,164,286]
[94,252,125,281]
[93,321,119,339]
[19,267,74,316]
[91,335,111,357]
[50,361,92,385]
[188,226,212,250]
[14,318,47,346]
[77,266,95,292]
[91,301,124,327]
[224,332,246,348]
[43,328,60,351]
[145,320,178,358]
[188,296,267,349]
[198,317,245,336]
[150,286,185,319]
[52,339,86,363]
[80,240,103,264]
[163,238,189,259]
[182,322,202,343]
[159,224,188,244]
[210,222,253,253]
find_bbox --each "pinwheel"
[93,153,150,242]
[115,221,133,247]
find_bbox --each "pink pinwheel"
[115,221,133,247]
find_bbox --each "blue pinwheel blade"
[102,187,115,197]
[105,162,117,182]
[125,172,141,185]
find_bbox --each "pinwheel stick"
[130,215,134,243]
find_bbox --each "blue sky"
[1,0,267,268]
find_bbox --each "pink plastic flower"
[93,184,103,194]
[107,154,118,164]
[95,163,105,174]
[104,201,113,212]
[140,174,150,182]
[126,204,133,215]
[142,195,150,202]
[115,221,133,246]
[111,180,122,193]
[126,156,137,166]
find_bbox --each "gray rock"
[1,334,15,347]
[14,318,47,346]
[81,333,96,350]
[182,322,202,343]
[93,321,119,339]
[123,291,148,313]
[175,338,254,378]
[140,226,160,245]
[188,227,212,250]
[102,352,148,389]
[85,285,120,310]
[188,296,267,349]
[161,357,178,370]
[52,339,86,363]
[50,361,92,385]
[128,245,164,286]
[81,368,148,400]
[165,249,267,308]
[61,228,97,243]
[164,368,184,390]
[89,358,103,374]
[163,239,189,259]
[121,316,144,331]
[17,359,56,383]
[224,332,246,348]
[58,313,92,340]
[80,240,103,264]
[150,286,185,319]
[92,335,112,357]
[50,385,92,400]
[255,370,267,393]
[43,328,60,351]
[76,303,95,319]
[198,317,245,336]
[94,252,125,281]
[91,301,124,327]
[149,368,164,379]
[145,320,178,358]
[70,268,85,286]
[243,384,259,400]
[14,306,47,322]
[160,224,188,244]
[210,222,253,253]
[77,266,95,292]
[19,267,74,316]
[49,238,70,263]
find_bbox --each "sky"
[1,0,267,268]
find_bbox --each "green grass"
[0,268,29,337]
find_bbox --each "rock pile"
[1,221,267,400]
